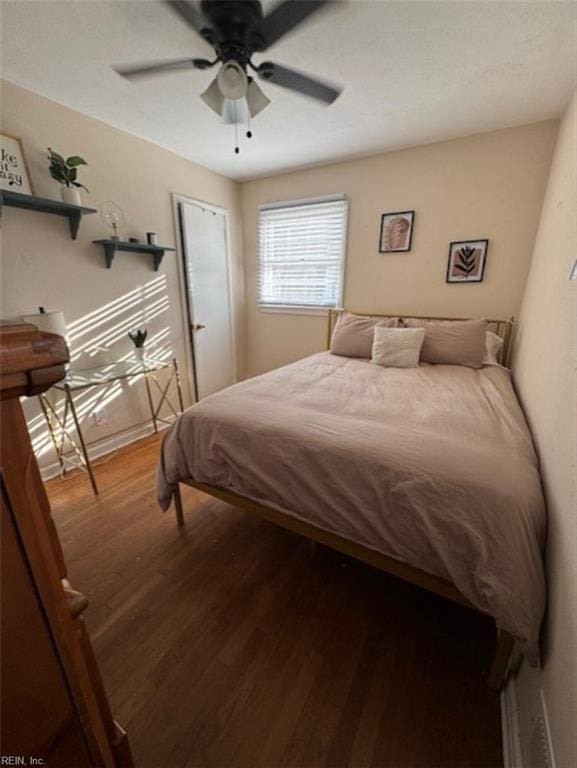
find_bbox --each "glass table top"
[54,357,173,391]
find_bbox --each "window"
[258,196,348,310]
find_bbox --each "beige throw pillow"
[402,318,487,368]
[371,327,425,368]
[330,312,399,358]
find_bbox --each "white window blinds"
[258,196,348,309]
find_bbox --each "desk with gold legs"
[39,356,184,495]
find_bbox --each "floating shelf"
[0,190,97,240]
[93,239,175,271]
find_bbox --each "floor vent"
[528,691,556,768]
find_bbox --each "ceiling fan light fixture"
[200,77,225,115]
[222,98,250,125]
[246,79,271,117]
[217,61,248,100]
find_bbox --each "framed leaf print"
[446,239,489,283]
[379,210,415,253]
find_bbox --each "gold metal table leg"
[144,373,158,433]
[173,357,184,413]
[65,385,99,495]
[38,393,65,475]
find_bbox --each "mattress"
[157,352,546,662]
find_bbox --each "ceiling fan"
[114,0,343,151]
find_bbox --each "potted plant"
[47,148,89,206]
[128,329,148,362]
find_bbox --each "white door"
[179,200,235,400]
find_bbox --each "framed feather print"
[379,210,415,253]
[446,239,489,283]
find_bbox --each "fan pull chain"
[246,109,252,139]
[234,102,240,154]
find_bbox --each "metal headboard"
[326,310,514,366]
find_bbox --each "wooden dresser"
[0,323,133,767]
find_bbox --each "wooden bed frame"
[171,311,516,691]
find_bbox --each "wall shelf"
[92,239,175,271]
[0,190,97,240]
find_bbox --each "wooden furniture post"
[486,630,515,691]
[174,482,185,527]
[0,323,134,766]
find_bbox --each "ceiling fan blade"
[164,0,206,34]
[114,58,213,79]
[260,0,332,50]
[257,62,341,104]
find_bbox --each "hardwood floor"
[46,434,503,768]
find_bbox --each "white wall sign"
[1,134,33,194]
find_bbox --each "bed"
[157,312,546,690]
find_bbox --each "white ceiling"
[2,0,576,181]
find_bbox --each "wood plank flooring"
[46,434,503,768]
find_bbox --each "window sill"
[258,305,333,317]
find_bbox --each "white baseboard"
[501,673,524,768]
[39,420,171,482]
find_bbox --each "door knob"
[193,323,206,331]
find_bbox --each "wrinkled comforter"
[158,352,546,662]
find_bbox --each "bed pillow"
[484,331,504,365]
[402,318,487,368]
[371,327,425,368]
[330,312,399,358]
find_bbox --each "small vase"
[61,186,82,206]
[133,347,146,362]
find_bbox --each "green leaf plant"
[47,148,89,192]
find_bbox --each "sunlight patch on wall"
[29,274,178,463]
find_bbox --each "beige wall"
[241,121,558,377]
[0,80,243,470]
[511,90,577,768]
